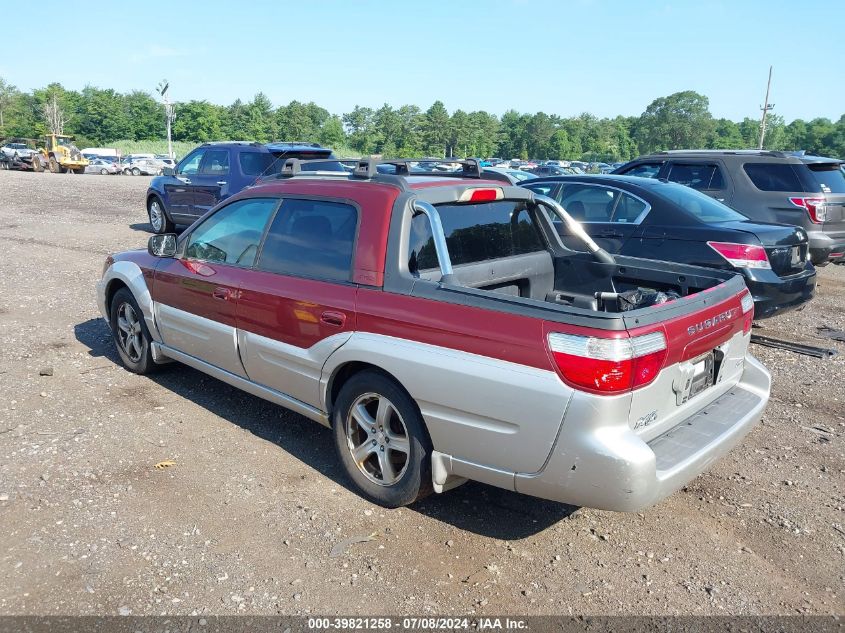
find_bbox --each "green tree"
[0,77,18,134]
[420,101,450,156]
[124,91,164,140]
[319,115,346,148]
[636,90,715,153]
[709,118,744,149]
[172,100,223,142]
[77,86,131,144]
[343,106,377,154]
[242,92,276,142]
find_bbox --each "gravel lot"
[0,170,843,617]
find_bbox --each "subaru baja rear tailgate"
[515,273,769,510]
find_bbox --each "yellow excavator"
[32,134,89,174]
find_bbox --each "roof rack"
[200,141,264,147]
[653,149,788,158]
[352,157,484,179]
[266,141,325,148]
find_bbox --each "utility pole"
[156,80,175,159]
[758,66,774,150]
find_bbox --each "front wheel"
[100,168,108,175]
[109,288,157,375]
[333,371,433,507]
[147,197,174,234]
[48,157,60,173]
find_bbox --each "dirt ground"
[0,169,843,617]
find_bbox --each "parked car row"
[613,150,845,266]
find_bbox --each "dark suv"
[145,142,338,233]
[613,150,845,265]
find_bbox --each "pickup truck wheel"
[148,197,174,234]
[333,372,433,507]
[110,288,156,375]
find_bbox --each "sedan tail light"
[707,241,771,269]
[547,331,667,395]
[789,197,827,223]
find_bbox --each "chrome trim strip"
[153,342,330,427]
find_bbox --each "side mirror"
[163,166,175,176]
[148,234,177,258]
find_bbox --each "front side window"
[667,162,725,190]
[621,161,663,178]
[185,198,277,266]
[178,149,205,176]
[257,198,357,282]
[409,201,545,272]
[200,149,230,175]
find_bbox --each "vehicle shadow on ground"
[74,317,578,539]
[129,222,153,233]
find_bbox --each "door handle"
[178,177,191,185]
[212,287,231,301]
[216,181,227,186]
[320,311,346,327]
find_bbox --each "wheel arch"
[325,361,422,426]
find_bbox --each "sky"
[4,0,843,123]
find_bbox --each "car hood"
[715,219,808,247]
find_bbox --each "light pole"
[156,80,175,160]
[758,66,774,150]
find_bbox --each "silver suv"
[614,150,845,265]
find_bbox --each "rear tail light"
[707,241,771,269]
[741,290,754,333]
[458,188,504,202]
[789,197,827,223]
[547,331,667,394]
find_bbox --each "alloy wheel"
[116,302,143,363]
[345,393,411,486]
[149,200,163,232]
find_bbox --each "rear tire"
[109,287,157,375]
[147,197,174,234]
[132,167,141,176]
[332,370,433,507]
[33,157,44,172]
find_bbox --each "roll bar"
[412,199,455,284]
[532,194,617,266]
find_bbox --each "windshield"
[652,182,747,223]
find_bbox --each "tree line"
[1,78,844,161]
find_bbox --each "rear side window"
[743,163,803,192]
[257,198,357,282]
[667,163,725,190]
[806,163,845,193]
[621,162,663,178]
[409,201,544,271]
[239,151,274,176]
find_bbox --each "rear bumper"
[513,354,770,512]
[807,231,845,266]
[743,266,816,319]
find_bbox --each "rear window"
[743,163,803,192]
[409,201,545,271]
[806,162,845,193]
[652,183,747,223]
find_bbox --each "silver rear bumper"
[513,354,770,511]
